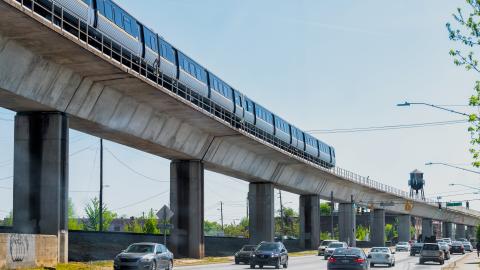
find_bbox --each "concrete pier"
[12,112,69,263]
[339,203,356,247]
[170,160,205,258]
[467,226,476,240]
[248,183,275,245]
[398,215,411,242]
[456,224,466,240]
[299,195,320,249]
[443,222,453,239]
[422,218,433,240]
[371,209,385,247]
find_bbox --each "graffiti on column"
[9,234,29,262]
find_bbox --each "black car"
[450,242,465,254]
[327,247,369,270]
[235,245,257,264]
[410,243,424,256]
[250,242,288,269]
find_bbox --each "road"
[176,252,474,270]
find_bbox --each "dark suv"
[250,242,288,269]
[410,243,424,256]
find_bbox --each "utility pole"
[330,191,334,238]
[246,197,249,219]
[220,201,224,231]
[279,190,285,239]
[99,138,104,232]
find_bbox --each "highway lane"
[176,251,472,270]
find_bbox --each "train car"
[209,74,234,112]
[274,116,291,144]
[158,38,177,79]
[304,133,320,157]
[318,141,331,165]
[142,25,158,66]
[54,0,95,25]
[233,90,245,119]
[95,0,142,57]
[254,103,274,134]
[243,97,255,125]
[291,125,305,151]
[329,147,336,166]
[178,51,209,98]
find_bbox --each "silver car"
[324,242,348,260]
[114,243,174,270]
[368,247,395,267]
[463,241,473,252]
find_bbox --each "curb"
[441,252,476,270]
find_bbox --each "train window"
[104,2,114,21]
[235,93,242,106]
[123,16,132,34]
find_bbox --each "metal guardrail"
[4,0,464,210]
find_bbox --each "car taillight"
[328,257,337,263]
[354,258,366,263]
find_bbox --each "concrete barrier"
[0,233,57,269]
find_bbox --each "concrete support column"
[443,222,453,239]
[398,215,411,242]
[248,183,274,245]
[299,195,320,250]
[467,226,476,240]
[170,160,204,258]
[339,203,356,247]
[12,112,69,263]
[371,209,385,247]
[456,224,466,240]
[421,218,433,241]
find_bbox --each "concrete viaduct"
[0,0,479,262]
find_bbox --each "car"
[410,243,424,256]
[235,245,257,264]
[113,242,174,270]
[438,242,451,260]
[450,241,465,254]
[367,247,395,267]
[19,0,337,170]
[395,242,410,252]
[318,240,338,256]
[419,243,444,265]
[324,242,349,260]
[457,238,468,242]
[327,247,369,270]
[462,241,473,252]
[442,238,452,245]
[250,241,288,269]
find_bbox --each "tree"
[385,224,398,241]
[1,210,12,226]
[204,220,222,236]
[68,199,83,230]
[320,203,331,216]
[124,218,143,233]
[224,218,249,238]
[447,1,480,166]
[83,197,117,231]
[275,207,299,238]
[356,225,369,241]
[143,209,159,234]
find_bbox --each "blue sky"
[1,0,479,224]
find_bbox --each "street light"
[425,162,480,175]
[397,101,469,117]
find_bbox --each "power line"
[104,147,169,183]
[111,190,169,211]
[307,119,467,134]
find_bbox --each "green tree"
[124,218,143,233]
[447,1,480,166]
[204,220,222,236]
[1,210,12,226]
[68,199,83,230]
[356,225,370,241]
[320,203,331,216]
[143,209,159,234]
[83,197,117,231]
[224,218,249,237]
[476,224,480,241]
[385,224,398,241]
[410,226,416,240]
[275,207,299,238]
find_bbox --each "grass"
[289,250,318,257]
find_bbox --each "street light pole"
[397,102,470,117]
[99,138,103,232]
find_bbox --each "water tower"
[408,169,425,200]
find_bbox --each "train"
[19,0,336,167]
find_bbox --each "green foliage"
[320,231,332,240]
[356,225,370,241]
[275,207,299,238]
[476,224,480,241]
[1,210,12,226]
[385,224,398,241]
[83,197,117,231]
[124,219,143,233]
[143,209,160,234]
[447,1,480,167]
[224,218,249,238]
[320,203,331,216]
[410,226,416,239]
[204,220,222,235]
[68,199,83,230]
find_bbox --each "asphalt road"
[176,251,474,270]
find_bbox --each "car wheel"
[275,259,281,269]
[283,258,288,268]
[235,259,239,265]
[150,261,156,270]
[419,259,424,264]
[250,265,255,269]
[259,265,263,269]
[440,260,444,265]
[370,263,374,267]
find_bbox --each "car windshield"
[422,244,439,250]
[397,242,408,245]
[125,244,155,253]
[242,246,256,251]
[257,243,280,251]
[414,243,424,247]
[328,243,344,248]
[371,248,389,253]
[321,240,335,245]
[463,242,470,244]
[333,248,362,256]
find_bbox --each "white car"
[317,240,338,256]
[395,242,410,252]
[463,241,473,252]
[323,242,348,260]
[368,247,396,267]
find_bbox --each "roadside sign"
[157,205,174,221]
[446,202,462,207]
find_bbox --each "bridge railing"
[8,0,447,208]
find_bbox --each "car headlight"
[140,257,153,262]
[251,254,256,257]
[272,253,279,257]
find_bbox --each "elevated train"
[20,0,336,167]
